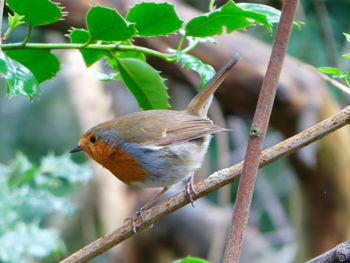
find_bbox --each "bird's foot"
[124,187,169,233]
[124,209,145,233]
[185,174,197,207]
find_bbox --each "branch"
[1,42,177,61]
[60,106,350,263]
[306,239,350,263]
[223,0,299,262]
[306,64,350,96]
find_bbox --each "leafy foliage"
[86,6,134,42]
[1,0,287,107]
[6,49,60,83]
[0,50,39,100]
[237,3,304,29]
[185,1,271,36]
[126,2,183,36]
[175,51,215,89]
[117,58,170,109]
[0,153,92,262]
[68,28,108,67]
[318,32,350,87]
[6,0,63,26]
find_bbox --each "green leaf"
[68,28,108,67]
[6,0,63,26]
[105,40,146,70]
[87,6,134,42]
[100,48,146,82]
[343,52,350,60]
[0,50,39,100]
[318,67,348,79]
[126,2,183,36]
[6,49,60,83]
[8,12,25,29]
[343,32,350,43]
[173,256,210,263]
[345,77,350,87]
[237,3,304,29]
[117,58,169,110]
[185,0,271,37]
[318,67,342,75]
[175,51,215,89]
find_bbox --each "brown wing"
[99,110,228,147]
[116,110,228,147]
[144,116,228,146]
[95,110,229,147]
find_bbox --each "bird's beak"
[70,145,84,153]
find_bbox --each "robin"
[70,57,239,231]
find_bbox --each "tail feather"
[186,56,240,117]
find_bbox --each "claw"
[124,187,169,233]
[124,209,145,233]
[185,173,197,207]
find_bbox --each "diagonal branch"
[306,239,350,263]
[306,64,350,96]
[60,106,350,263]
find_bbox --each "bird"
[70,56,239,231]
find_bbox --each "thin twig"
[60,106,350,263]
[0,0,5,47]
[223,0,299,262]
[306,64,350,96]
[22,25,33,45]
[306,239,350,263]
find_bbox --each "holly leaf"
[126,2,183,36]
[237,3,304,29]
[87,6,134,42]
[6,49,60,83]
[175,51,215,89]
[318,67,342,75]
[100,47,146,82]
[117,58,169,110]
[6,0,63,26]
[0,51,39,100]
[185,0,271,37]
[68,28,107,67]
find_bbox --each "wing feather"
[109,110,229,147]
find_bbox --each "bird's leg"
[125,187,169,233]
[185,172,197,207]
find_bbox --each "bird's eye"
[90,136,96,143]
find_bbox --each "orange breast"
[86,142,147,184]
